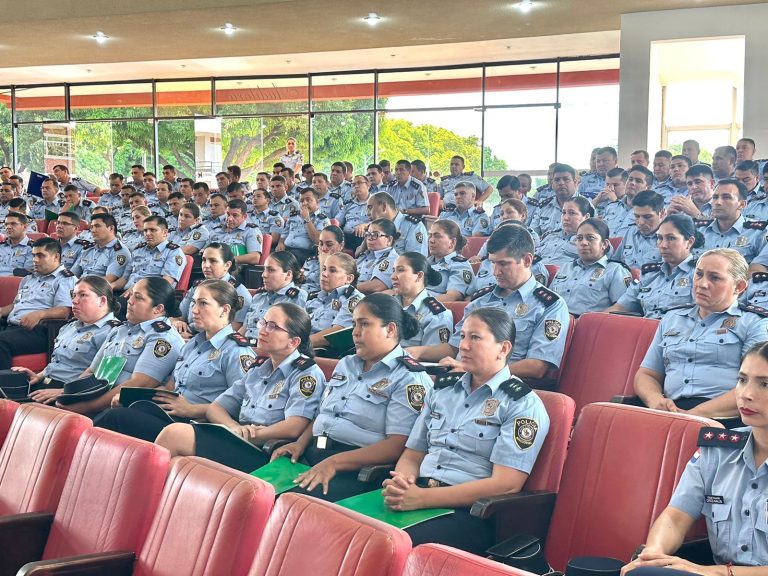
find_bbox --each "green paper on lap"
[336,489,454,529]
[251,457,310,494]
[94,356,127,386]
[229,244,247,256]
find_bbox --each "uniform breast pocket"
[661,334,688,364]
[707,503,732,558]
[426,416,447,445]
[347,389,389,432]
[190,361,218,379]
[256,393,288,422]
[458,422,501,458]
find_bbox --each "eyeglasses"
[256,318,289,334]
[364,231,390,240]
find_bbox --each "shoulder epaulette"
[463,171,475,177]
[694,218,713,228]
[473,207,486,215]
[527,198,541,208]
[410,180,421,189]
[246,223,258,228]
[752,272,768,283]
[426,177,435,184]
[250,355,269,367]
[136,242,147,249]
[268,210,279,216]
[286,287,299,298]
[532,254,542,264]
[82,199,93,206]
[107,319,123,328]
[305,255,319,263]
[329,192,341,199]
[343,285,356,298]
[398,356,426,372]
[74,239,92,247]
[451,255,468,262]
[740,302,768,317]
[113,242,123,251]
[423,296,447,315]
[307,291,319,301]
[292,355,316,371]
[435,371,464,389]
[500,377,531,400]
[538,197,554,207]
[444,203,457,212]
[152,320,171,332]
[316,213,327,220]
[533,286,559,306]
[228,332,255,347]
[744,220,768,230]
[166,242,180,250]
[641,262,663,275]
[253,286,267,294]
[536,184,547,192]
[664,303,696,313]
[471,285,495,301]
[405,215,422,224]
[59,269,75,277]
[608,259,632,272]
[227,276,241,288]
[698,427,747,448]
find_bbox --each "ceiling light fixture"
[517,0,533,13]
[92,31,109,44]
[363,12,382,26]
[220,22,237,35]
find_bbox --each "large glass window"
[156,80,212,118]
[311,112,374,174]
[70,83,153,120]
[484,107,556,174]
[311,74,374,112]
[71,120,154,183]
[15,124,46,179]
[15,86,66,123]
[215,77,308,115]
[157,120,196,178]
[0,88,12,167]
[377,68,482,110]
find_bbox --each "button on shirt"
[44,314,116,383]
[215,350,324,426]
[173,325,256,405]
[313,346,433,448]
[283,210,330,251]
[59,237,89,269]
[306,285,362,334]
[210,222,263,254]
[9,266,75,325]
[0,236,33,275]
[406,367,549,486]
[90,317,185,386]
[616,256,696,319]
[439,173,490,206]
[693,217,767,263]
[249,210,284,237]
[670,430,768,566]
[180,275,252,328]
[640,303,768,400]
[452,276,570,368]
[388,177,429,211]
[124,240,187,289]
[243,283,308,339]
[427,252,474,298]
[537,230,579,267]
[393,213,427,257]
[337,198,368,234]
[616,225,661,268]
[357,248,398,288]
[71,239,132,279]
[549,257,632,316]
[169,225,210,253]
[399,290,454,348]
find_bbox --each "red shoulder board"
[744,220,768,230]
[286,287,299,298]
[423,296,447,315]
[250,355,269,367]
[752,272,768,284]
[641,262,663,275]
[60,269,75,277]
[471,285,495,301]
[740,302,768,318]
[167,242,180,250]
[292,355,316,370]
[107,320,123,328]
[152,320,171,332]
[451,255,468,263]
[398,356,426,372]
[694,218,713,228]
[533,286,559,307]
[698,427,747,448]
[228,333,255,347]
[113,242,123,251]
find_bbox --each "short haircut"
[270,175,286,184]
[331,161,346,173]
[193,182,210,193]
[8,198,26,210]
[227,165,242,178]
[736,160,760,177]
[687,164,714,179]
[6,211,28,225]
[715,146,737,164]
[379,160,391,169]
[156,180,172,190]
[180,202,200,219]
[32,237,61,256]
[631,150,650,161]
[53,164,69,173]
[227,199,248,214]
[370,191,396,211]
[272,162,286,170]
[411,159,427,173]
[56,211,80,226]
[654,150,672,160]
[486,223,535,260]
[552,163,576,179]
[300,187,319,199]
[215,171,230,179]
[162,164,176,171]
[313,172,329,183]
[121,184,137,194]
[210,193,227,203]
[144,215,168,229]
[738,138,756,149]
[606,167,628,181]
[629,165,654,187]
[632,190,665,212]
[109,172,124,181]
[9,175,22,184]
[597,146,618,159]
[367,164,382,173]
[131,164,145,171]
[226,182,243,195]
[496,174,521,190]
[181,177,195,186]
[144,172,156,179]
[91,213,117,231]
[168,192,184,201]
[682,139,701,152]
[716,177,748,200]
[281,167,295,178]
[671,155,692,167]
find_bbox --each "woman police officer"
[301,225,345,293]
[426,220,475,302]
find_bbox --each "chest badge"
[515,303,529,317]
[482,398,500,417]
[132,336,144,349]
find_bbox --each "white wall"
[619,4,768,160]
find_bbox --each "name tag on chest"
[705,495,725,505]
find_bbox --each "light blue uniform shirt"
[312,345,433,447]
[616,225,661,268]
[337,198,368,234]
[744,272,768,308]
[283,210,330,251]
[357,247,399,288]
[655,181,688,205]
[438,208,491,238]
[406,367,549,485]
[249,209,284,237]
[329,182,354,204]
[470,256,550,293]
[393,212,427,257]
[439,173,490,206]
[210,221,263,254]
[640,302,768,400]
[124,240,187,289]
[179,274,252,328]
[602,199,632,237]
[306,284,362,334]
[617,256,696,319]
[388,177,429,211]
[530,197,569,239]
[98,192,123,209]
[169,224,209,253]
[300,256,320,293]
[9,266,75,325]
[452,276,570,368]
[59,236,89,269]
[427,251,474,298]
[549,256,632,316]
[90,317,185,386]
[269,196,300,220]
[44,314,117,382]
[317,193,342,220]
[71,239,132,279]
[29,199,62,220]
[0,236,33,275]
[173,324,256,405]
[243,283,308,339]
[744,196,768,222]
[537,230,579,267]
[576,172,605,199]
[399,290,454,348]
[693,216,768,263]
[670,430,768,566]
[215,350,324,425]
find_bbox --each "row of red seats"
[0,398,718,574]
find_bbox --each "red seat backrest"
[260,233,273,264]
[42,427,170,560]
[176,255,194,293]
[443,301,466,326]
[608,237,622,252]
[249,493,412,576]
[134,456,275,576]
[427,192,440,217]
[544,264,559,286]
[557,312,659,415]
[27,232,48,241]
[543,403,719,570]
[316,357,339,381]
[462,236,486,258]
[404,543,535,576]
[0,399,19,448]
[0,404,91,516]
[524,391,575,493]
[0,276,22,307]
[35,219,48,234]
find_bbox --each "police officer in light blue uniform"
[743,271,768,308]
[615,259,695,320]
[281,204,330,254]
[618,225,662,269]
[269,176,301,220]
[550,256,631,316]
[388,174,429,213]
[243,284,307,339]
[122,216,186,290]
[398,289,454,348]
[394,212,428,256]
[439,157,491,207]
[427,249,474,300]
[0,216,33,276]
[210,219,263,255]
[306,284,362,334]
[180,276,252,331]
[169,223,209,254]
[471,254,550,293]
[72,239,132,281]
[693,217,767,263]
[337,176,371,239]
[357,247,399,289]
[438,182,491,238]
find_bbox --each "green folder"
[336,489,454,529]
[94,356,127,387]
[229,244,247,257]
[250,457,310,494]
[44,209,59,222]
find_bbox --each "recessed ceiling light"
[91,31,109,44]
[220,22,237,35]
[517,0,534,13]
[363,12,382,26]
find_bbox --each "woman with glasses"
[307,253,364,348]
[538,196,594,266]
[391,252,454,347]
[241,251,308,339]
[168,202,210,256]
[301,225,345,293]
[94,279,256,441]
[356,219,399,294]
[269,293,433,501]
[174,243,252,338]
[549,218,632,316]
[155,302,325,472]
[426,220,475,302]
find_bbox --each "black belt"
[313,435,356,451]
[416,477,451,488]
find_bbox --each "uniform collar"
[152,240,169,252]
[103,238,119,249]
[138,315,169,332]
[325,284,351,298]
[407,289,431,311]
[366,344,406,371]
[8,235,31,247]
[433,251,456,265]
[372,247,392,258]
[275,282,296,296]
[205,324,235,350]
[458,365,511,395]
[495,274,536,299]
[666,254,696,275]
[90,312,116,329]
[228,221,247,232]
[576,255,608,269]
[708,215,746,234]
[689,300,742,320]
[37,264,67,279]
[274,349,301,377]
[61,236,78,248]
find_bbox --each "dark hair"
[121,185,137,194]
[162,164,176,172]
[270,175,286,184]
[272,302,314,358]
[300,187,319,199]
[654,150,672,160]
[564,196,595,218]
[687,164,714,180]
[370,191,396,211]
[91,213,117,232]
[578,217,610,245]
[379,160,391,169]
[736,160,760,177]
[552,163,576,179]
[313,172,329,183]
[715,145,737,164]
[227,199,248,214]
[56,211,80,226]
[738,138,756,149]
[399,252,442,287]
[180,202,200,219]
[144,215,168,229]
[331,161,346,174]
[631,150,650,162]
[430,219,467,252]
[633,190,665,213]
[144,172,156,179]
[368,218,398,244]
[6,211,28,225]
[135,276,179,317]
[606,167,628,180]
[268,251,304,285]
[63,184,80,194]
[226,182,242,195]
[216,171,230,180]
[396,159,411,171]
[203,242,238,276]
[744,341,768,366]
[109,172,124,181]
[77,275,121,315]
[411,159,427,173]
[326,252,359,285]
[32,237,61,256]
[659,214,705,249]
[9,175,22,185]
[168,192,184,201]
[130,164,145,171]
[716,177,749,201]
[487,223,535,259]
[629,165,654,187]
[320,224,344,245]
[356,293,419,341]
[496,174,521,191]
[8,198,26,210]
[464,307,516,350]
[193,182,210,193]
[227,165,242,178]
[281,167,295,178]
[181,177,195,186]
[671,154,692,167]
[195,279,241,323]
[597,146,618,160]
[156,180,172,190]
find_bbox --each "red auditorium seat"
[427,192,440,217]
[462,236,486,259]
[404,543,533,576]
[608,237,622,252]
[26,233,48,241]
[34,220,47,234]
[557,312,659,416]
[443,301,466,326]
[316,357,339,381]
[0,399,19,447]
[6,427,169,574]
[0,276,22,307]
[248,493,411,576]
[11,355,48,373]
[544,264,559,286]
[259,233,272,264]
